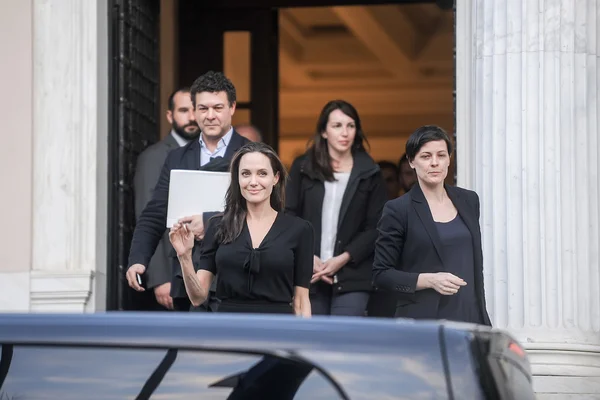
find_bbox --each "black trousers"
[310,283,370,316]
[218,300,294,314]
[366,290,398,318]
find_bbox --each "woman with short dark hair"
[372,125,491,325]
[286,100,387,316]
[169,142,314,316]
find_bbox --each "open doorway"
[109,0,455,310]
[167,1,454,169]
[275,5,454,170]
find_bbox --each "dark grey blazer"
[133,133,179,289]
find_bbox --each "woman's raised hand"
[169,222,194,257]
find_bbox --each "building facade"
[0,0,598,397]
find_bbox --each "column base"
[30,270,94,312]
[527,343,600,398]
[534,376,600,399]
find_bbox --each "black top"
[197,213,314,306]
[435,214,482,324]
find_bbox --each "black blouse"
[435,215,482,324]
[197,213,314,305]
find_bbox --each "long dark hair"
[216,142,288,244]
[308,100,368,181]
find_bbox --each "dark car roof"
[0,312,495,354]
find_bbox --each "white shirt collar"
[170,130,190,147]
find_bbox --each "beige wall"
[0,0,33,273]
[0,0,108,312]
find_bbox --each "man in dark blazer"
[126,71,250,311]
[133,88,200,310]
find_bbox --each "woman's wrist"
[177,252,193,262]
[416,273,432,290]
[338,251,351,264]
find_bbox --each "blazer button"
[337,286,342,291]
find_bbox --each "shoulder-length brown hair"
[216,142,288,244]
[307,100,369,181]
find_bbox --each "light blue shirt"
[198,128,233,167]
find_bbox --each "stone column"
[31,0,108,312]
[457,0,600,397]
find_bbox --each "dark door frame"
[107,0,161,311]
[203,0,445,8]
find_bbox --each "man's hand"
[178,214,205,241]
[126,264,146,292]
[154,282,173,310]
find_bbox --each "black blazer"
[128,130,250,298]
[372,183,492,326]
[285,150,387,294]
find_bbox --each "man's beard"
[173,121,200,141]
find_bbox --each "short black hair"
[405,125,453,162]
[378,161,399,178]
[190,71,236,106]
[167,87,191,112]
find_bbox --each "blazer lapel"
[337,151,377,230]
[183,139,201,170]
[223,130,246,160]
[410,184,446,269]
[446,186,480,245]
[163,133,179,150]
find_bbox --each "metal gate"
[107,0,160,310]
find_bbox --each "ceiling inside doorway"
[280,4,453,88]
[278,4,454,163]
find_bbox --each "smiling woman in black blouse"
[169,142,314,316]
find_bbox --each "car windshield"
[0,344,347,400]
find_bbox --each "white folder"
[166,169,230,227]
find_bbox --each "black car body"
[0,313,535,399]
